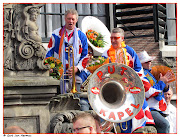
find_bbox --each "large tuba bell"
[81,16,111,56]
[87,63,145,123]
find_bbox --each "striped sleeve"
[46,28,61,58]
[76,30,88,72]
[145,80,166,99]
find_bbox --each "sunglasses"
[144,61,151,63]
[73,126,91,133]
[110,36,121,40]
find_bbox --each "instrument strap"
[66,30,74,42]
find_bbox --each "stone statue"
[23,6,42,43]
[3,4,48,76]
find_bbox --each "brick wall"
[120,5,161,66]
[124,33,162,67]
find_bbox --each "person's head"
[164,87,174,105]
[4,126,27,134]
[28,7,40,21]
[110,28,124,49]
[142,60,152,70]
[137,50,155,70]
[72,112,97,133]
[65,9,78,30]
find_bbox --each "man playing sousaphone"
[102,28,156,133]
[46,9,89,94]
[137,51,173,133]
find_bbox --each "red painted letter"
[120,67,127,75]
[100,109,107,117]
[108,65,115,74]
[109,112,116,120]
[125,108,133,116]
[117,112,124,120]
[97,71,103,80]
[131,104,140,109]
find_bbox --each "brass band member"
[138,51,172,133]
[102,28,155,133]
[46,9,89,93]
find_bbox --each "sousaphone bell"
[81,16,111,56]
[87,63,145,123]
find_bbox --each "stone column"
[3,4,60,133]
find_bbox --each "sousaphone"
[81,16,111,56]
[87,63,145,124]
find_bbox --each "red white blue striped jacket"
[143,69,168,114]
[46,27,89,84]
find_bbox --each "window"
[165,4,176,45]
[37,4,110,43]
[154,3,176,45]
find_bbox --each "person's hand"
[159,71,172,84]
[66,66,79,77]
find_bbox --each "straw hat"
[137,50,156,64]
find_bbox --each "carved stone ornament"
[15,40,48,70]
[50,111,78,133]
[49,93,83,133]
[49,93,80,112]
[3,4,48,76]
[49,92,98,133]
[4,4,14,71]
